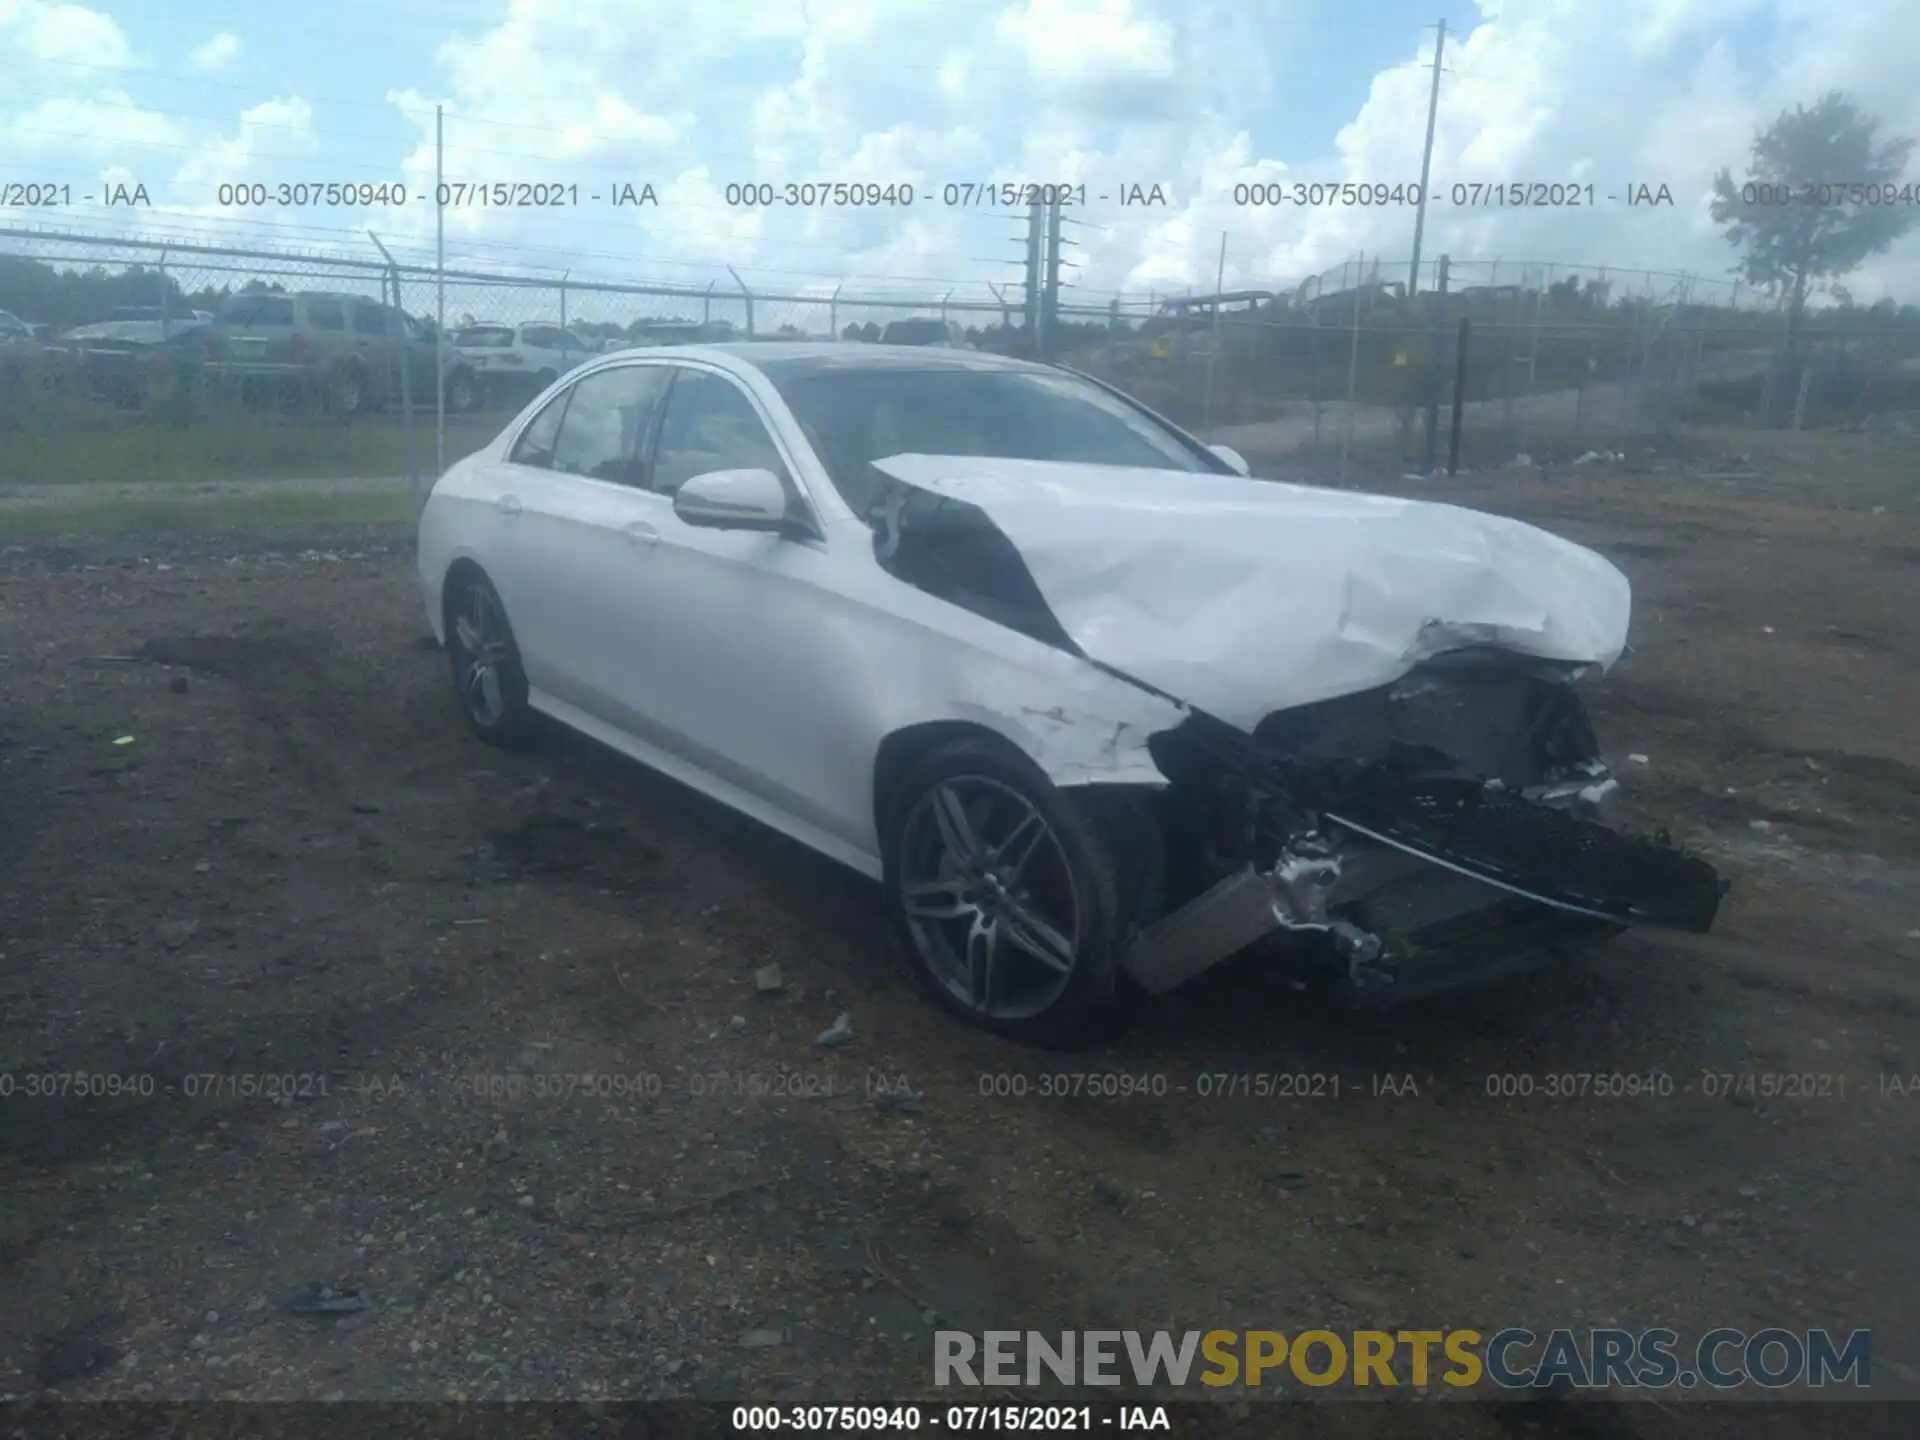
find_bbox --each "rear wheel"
[444,570,535,746]
[332,361,368,416]
[447,367,479,414]
[881,738,1130,1048]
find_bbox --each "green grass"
[0,485,416,540]
[0,413,498,487]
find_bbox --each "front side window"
[307,299,347,331]
[650,370,789,497]
[350,303,389,336]
[548,365,673,484]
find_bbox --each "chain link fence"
[5,224,1918,490]
[1068,256,1920,478]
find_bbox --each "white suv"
[449,322,592,407]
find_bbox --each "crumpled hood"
[870,454,1631,731]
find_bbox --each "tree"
[1710,91,1916,397]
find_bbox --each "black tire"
[333,361,369,416]
[443,569,536,747]
[447,367,479,414]
[879,737,1133,1048]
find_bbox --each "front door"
[608,365,866,850]
[481,362,675,717]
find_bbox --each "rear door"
[345,300,397,406]
[481,362,675,715]
[215,292,299,369]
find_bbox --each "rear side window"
[223,296,294,327]
[307,299,346,331]
[510,391,571,468]
[351,303,390,336]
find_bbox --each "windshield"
[454,326,515,347]
[764,363,1222,513]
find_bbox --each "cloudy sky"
[3,0,1918,318]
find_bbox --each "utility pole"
[1023,199,1044,357]
[1407,19,1447,298]
[1041,198,1064,360]
[434,104,446,477]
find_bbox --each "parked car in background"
[880,317,971,348]
[48,316,213,407]
[627,320,734,347]
[0,309,34,351]
[415,343,1725,1045]
[447,322,593,409]
[203,290,471,414]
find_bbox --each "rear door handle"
[496,494,522,516]
[624,521,659,548]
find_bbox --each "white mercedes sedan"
[418,343,1724,1046]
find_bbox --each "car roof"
[634,341,1046,378]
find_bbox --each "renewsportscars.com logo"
[933,1328,1872,1391]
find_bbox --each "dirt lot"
[1,428,1918,1432]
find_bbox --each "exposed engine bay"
[864,453,1728,1004]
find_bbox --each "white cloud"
[190,32,242,74]
[0,0,135,68]
[171,97,319,193]
[5,92,181,157]
[3,0,1917,307]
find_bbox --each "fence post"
[1309,308,1323,452]
[1448,318,1470,474]
[1792,364,1812,431]
[1682,327,1699,427]
[1574,352,1590,443]
[560,270,569,330]
[830,283,840,339]
[1524,277,1544,454]
[1503,288,1519,450]
[1200,230,1227,436]
[723,268,753,338]
[1421,254,1450,474]
[367,231,417,506]
[1342,251,1363,474]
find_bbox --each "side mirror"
[1208,442,1251,476]
[672,468,794,532]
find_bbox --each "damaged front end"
[1120,650,1727,1006]
[860,454,1726,1006]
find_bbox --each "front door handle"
[624,522,659,548]
[496,494,522,516]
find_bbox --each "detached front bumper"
[1120,774,1724,1005]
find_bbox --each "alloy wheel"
[451,582,511,728]
[897,775,1082,1021]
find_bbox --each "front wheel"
[880,738,1130,1048]
[446,367,479,414]
[444,570,535,746]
